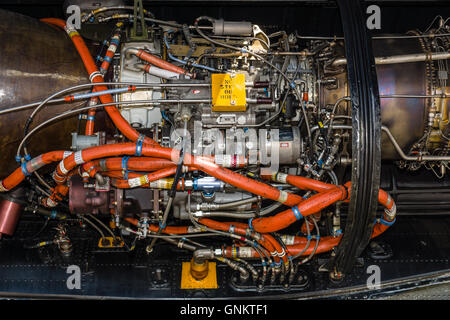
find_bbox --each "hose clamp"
[58,161,69,175]
[0,181,8,192]
[110,39,120,47]
[89,71,103,82]
[384,202,397,219]
[277,190,288,203]
[275,172,287,183]
[74,151,85,165]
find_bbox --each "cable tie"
[292,206,303,220]
[110,39,120,46]
[379,217,396,226]
[135,134,145,156]
[159,222,167,230]
[21,162,31,176]
[248,218,254,230]
[122,156,130,180]
[318,159,324,168]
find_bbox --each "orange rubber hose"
[53,143,303,205]
[85,106,97,135]
[124,217,191,234]
[250,186,347,233]
[198,218,282,263]
[0,151,66,191]
[40,18,158,147]
[135,49,192,77]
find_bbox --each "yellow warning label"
[180,261,218,289]
[98,237,125,248]
[211,73,246,112]
[139,175,148,186]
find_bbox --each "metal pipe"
[0,82,214,115]
[197,211,257,219]
[313,124,450,161]
[214,196,258,210]
[1,81,267,116]
[380,94,449,99]
[297,32,450,40]
[332,51,450,67]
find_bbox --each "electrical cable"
[87,214,116,238]
[21,218,50,242]
[300,216,320,264]
[146,120,188,252]
[80,215,106,240]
